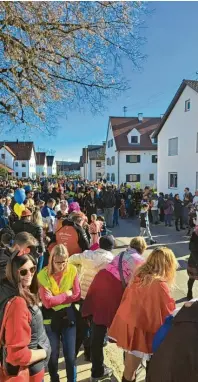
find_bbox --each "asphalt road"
[45,217,195,382]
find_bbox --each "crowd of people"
[0,178,198,382]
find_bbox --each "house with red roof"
[105,114,161,187]
[0,141,36,178]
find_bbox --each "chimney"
[138,113,143,122]
[160,114,164,119]
[16,139,19,144]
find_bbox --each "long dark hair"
[6,254,39,306]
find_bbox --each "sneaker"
[90,367,113,382]
[150,240,157,245]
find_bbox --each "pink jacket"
[106,248,144,285]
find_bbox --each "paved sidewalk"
[44,217,195,382]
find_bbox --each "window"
[96,161,101,167]
[110,139,113,147]
[152,137,158,144]
[126,174,140,182]
[152,155,158,163]
[131,136,138,144]
[168,138,178,156]
[15,162,18,167]
[111,156,115,165]
[185,99,190,112]
[107,158,111,166]
[108,140,111,148]
[168,173,178,188]
[22,162,26,167]
[15,172,19,177]
[106,173,110,181]
[196,172,198,191]
[22,172,26,177]
[126,155,140,163]
[149,174,154,181]
[111,173,115,182]
[96,172,102,179]
[1,153,5,159]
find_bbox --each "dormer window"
[131,136,138,144]
[185,99,190,112]
[152,137,158,144]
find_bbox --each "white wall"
[0,148,14,170]
[80,166,84,178]
[119,150,157,188]
[88,160,105,181]
[105,123,118,183]
[14,160,29,178]
[28,148,36,178]
[158,85,198,196]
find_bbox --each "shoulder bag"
[118,252,127,290]
[0,298,29,381]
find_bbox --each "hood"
[62,219,75,227]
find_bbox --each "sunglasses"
[53,260,67,265]
[19,266,36,277]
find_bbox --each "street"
[45,217,195,382]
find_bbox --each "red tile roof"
[0,141,35,160]
[109,116,160,151]
[36,152,46,165]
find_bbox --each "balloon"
[14,203,25,218]
[14,188,26,205]
[24,185,32,192]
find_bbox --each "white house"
[0,144,15,175]
[155,79,198,196]
[36,152,47,176]
[105,115,160,187]
[87,144,105,181]
[0,141,36,178]
[46,156,57,176]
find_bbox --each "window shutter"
[126,175,129,182]
[137,155,140,163]
[126,155,130,163]
[137,174,140,182]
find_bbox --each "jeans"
[45,313,76,382]
[91,322,107,378]
[37,255,44,273]
[113,208,119,226]
[140,226,153,240]
[164,214,172,226]
[104,207,114,228]
[151,210,158,224]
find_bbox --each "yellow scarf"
[38,264,77,311]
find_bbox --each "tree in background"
[0,1,147,132]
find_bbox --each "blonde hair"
[130,236,147,255]
[91,214,97,221]
[48,244,69,275]
[135,246,178,286]
[32,207,43,227]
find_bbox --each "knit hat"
[99,235,114,251]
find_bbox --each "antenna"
[123,106,127,117]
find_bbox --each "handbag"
[0,298,29,381]
[118,252,127,290]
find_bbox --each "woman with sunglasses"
[38,244,81,382]
[0,249,51,381]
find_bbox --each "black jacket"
[62,219,90,252]
[12,220,45,253]
[0,247,12,281]
[102,190,116,208]
[174,199,183,218]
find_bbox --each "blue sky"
[9,1,198,161]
